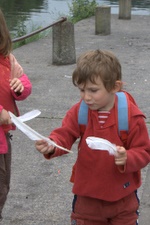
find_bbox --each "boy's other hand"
[115,146,127,166]
[35,140,55,155]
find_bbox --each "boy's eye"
[79,89,98,93]
[90,89,98,92]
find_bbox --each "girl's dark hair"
[0,9,12,56]
[72,49,122,92]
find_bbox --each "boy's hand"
[35,140,55,155]
[0,109,12,125]
[114,146,127,166]
[10,78,24,93]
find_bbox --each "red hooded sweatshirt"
[44,95,150,202]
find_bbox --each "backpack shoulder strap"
[78,93,130,145]
[78,94,129,131]
[116,92,128,135]
[78,100,88,125]
[116,91,131,146]
[78,100,88,135]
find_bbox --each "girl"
[0,8,32,221]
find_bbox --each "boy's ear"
[112,80,122,93]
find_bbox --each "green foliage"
[12,28,52,49]
[68,0,98,23]
[13,19,27,46]
[17,20,27,38]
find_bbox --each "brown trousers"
[0,134,11,217]
[71,192,139,225]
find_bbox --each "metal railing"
[12,17,67,43]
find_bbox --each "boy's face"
[78,77,116,111]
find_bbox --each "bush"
[69,0,98,23]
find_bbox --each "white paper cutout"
[9,111,72,153]
[86,136,117,155]
[18,109,41,122]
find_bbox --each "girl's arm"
[9,54,32,100]
[10,74,32,100]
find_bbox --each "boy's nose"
[83,92,91,101]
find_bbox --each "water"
[100,0,150,15]
[1,0,150,35]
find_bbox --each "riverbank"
[1,14,150,224]
[3,0,150,35]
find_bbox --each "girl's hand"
[0,109,12,125]
[114,146,127,166]
[35,140,55,155]
[10,78,24,93]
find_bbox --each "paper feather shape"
[9,111,72,154]
[86,136,117,155]
[18,109,41,122]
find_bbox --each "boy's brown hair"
[0,8,12,56]
[72,49,122,92]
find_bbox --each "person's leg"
[71,195,109,225]
[0,134,11,220]
[70,192,139,225]
[110,191,139,225]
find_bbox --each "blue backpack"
[78,91,137,145]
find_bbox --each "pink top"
[0,54,32,153]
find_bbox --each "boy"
[35,50,150,225]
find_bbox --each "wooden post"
[119,0,131,19]
[95,6,111,35]
[52,21,76,65]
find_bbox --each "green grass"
[12,28,52,49]
[11,20,52,49]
